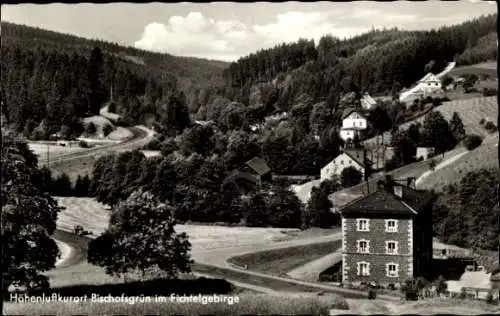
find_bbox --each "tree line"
[432,168,500,251]
[386,110,467,170]
[221,14,496,107]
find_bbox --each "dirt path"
[54,239,73,267]
[415,151,468,188]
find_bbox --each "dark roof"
[225,170,259,184]
[344,149,371,168]
[338,184,434,216]
[244,157,271,176]
[341,108,365,120]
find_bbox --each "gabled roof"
[342,108,365,120]
[338,185,434,216]
[361,93,377,106]
[418,73,439,83]
[344,149,371,168]
[245,156,271,176]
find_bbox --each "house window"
[357,219,370,232]
[357,261,370,276]
[357,239,370,253]
[386,263,399,277]
[353,122,356,127]
[386,241,398,255]
[385,220,398,232]
[340,160,344,165]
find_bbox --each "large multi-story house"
[339,108,367,142]
[338,175,435,287]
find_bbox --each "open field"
[29,142,90,159]
[4,292,347,316]
[56,197,311,251]
[418,134,499,190]
[228,241,342,277]
[448,61,497,78]
[329,297,500,315]
[46,125,154,181]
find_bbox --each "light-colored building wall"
[320,153,365,181]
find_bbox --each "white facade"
[339,129,360,141]
[400,73,443,103]
[419,73,442,93]
[360,94,377,110]
[342,111,367,129]
[320,152,365,181]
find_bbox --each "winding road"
[38,125,155,166]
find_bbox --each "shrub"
[482,88,497,97]
[428,159,437,171]
[73,225,91,236]
[463,134,483,150]
[459,288,467,299]
[102,124,114,137]
[85,122,97,136]
[479,118,486,125]
[79,140,89,148]
[484,121,497,133]
[486,292,494,304]
[368,289,377,300]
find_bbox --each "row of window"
[356,219,398,232]
[357,240,399,255]
[357,262,399,277]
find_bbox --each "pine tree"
[449,112,466,143]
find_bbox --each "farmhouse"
[224,157,272,192]
[320,148,371,181]
[338,175,435,287]
[416,147,435,161]
[418,73,442,92]
[242,156,272,184]
[360,93,377,110]
[339,108,367,141]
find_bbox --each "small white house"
[418,73,442,93]
[360,93,377,110]
[320,149,368,181]
[416,147,435,161]
[339,109,367,141]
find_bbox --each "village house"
[339,108,367,142]
[224,156,272,193]
[416,147,435,161]
[338,175,435,287]
[360,93,377,111]
[320,148,371,182]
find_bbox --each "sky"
[1,1,497,62]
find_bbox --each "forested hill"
[1,21,229,139]
[1,22,228,86]
[1,14,497,141]
[219,13,497,111]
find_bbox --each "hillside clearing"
[417,133,499,190]
[28,142,90,159]
[365,96,498,148]
[448,61,497,78]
